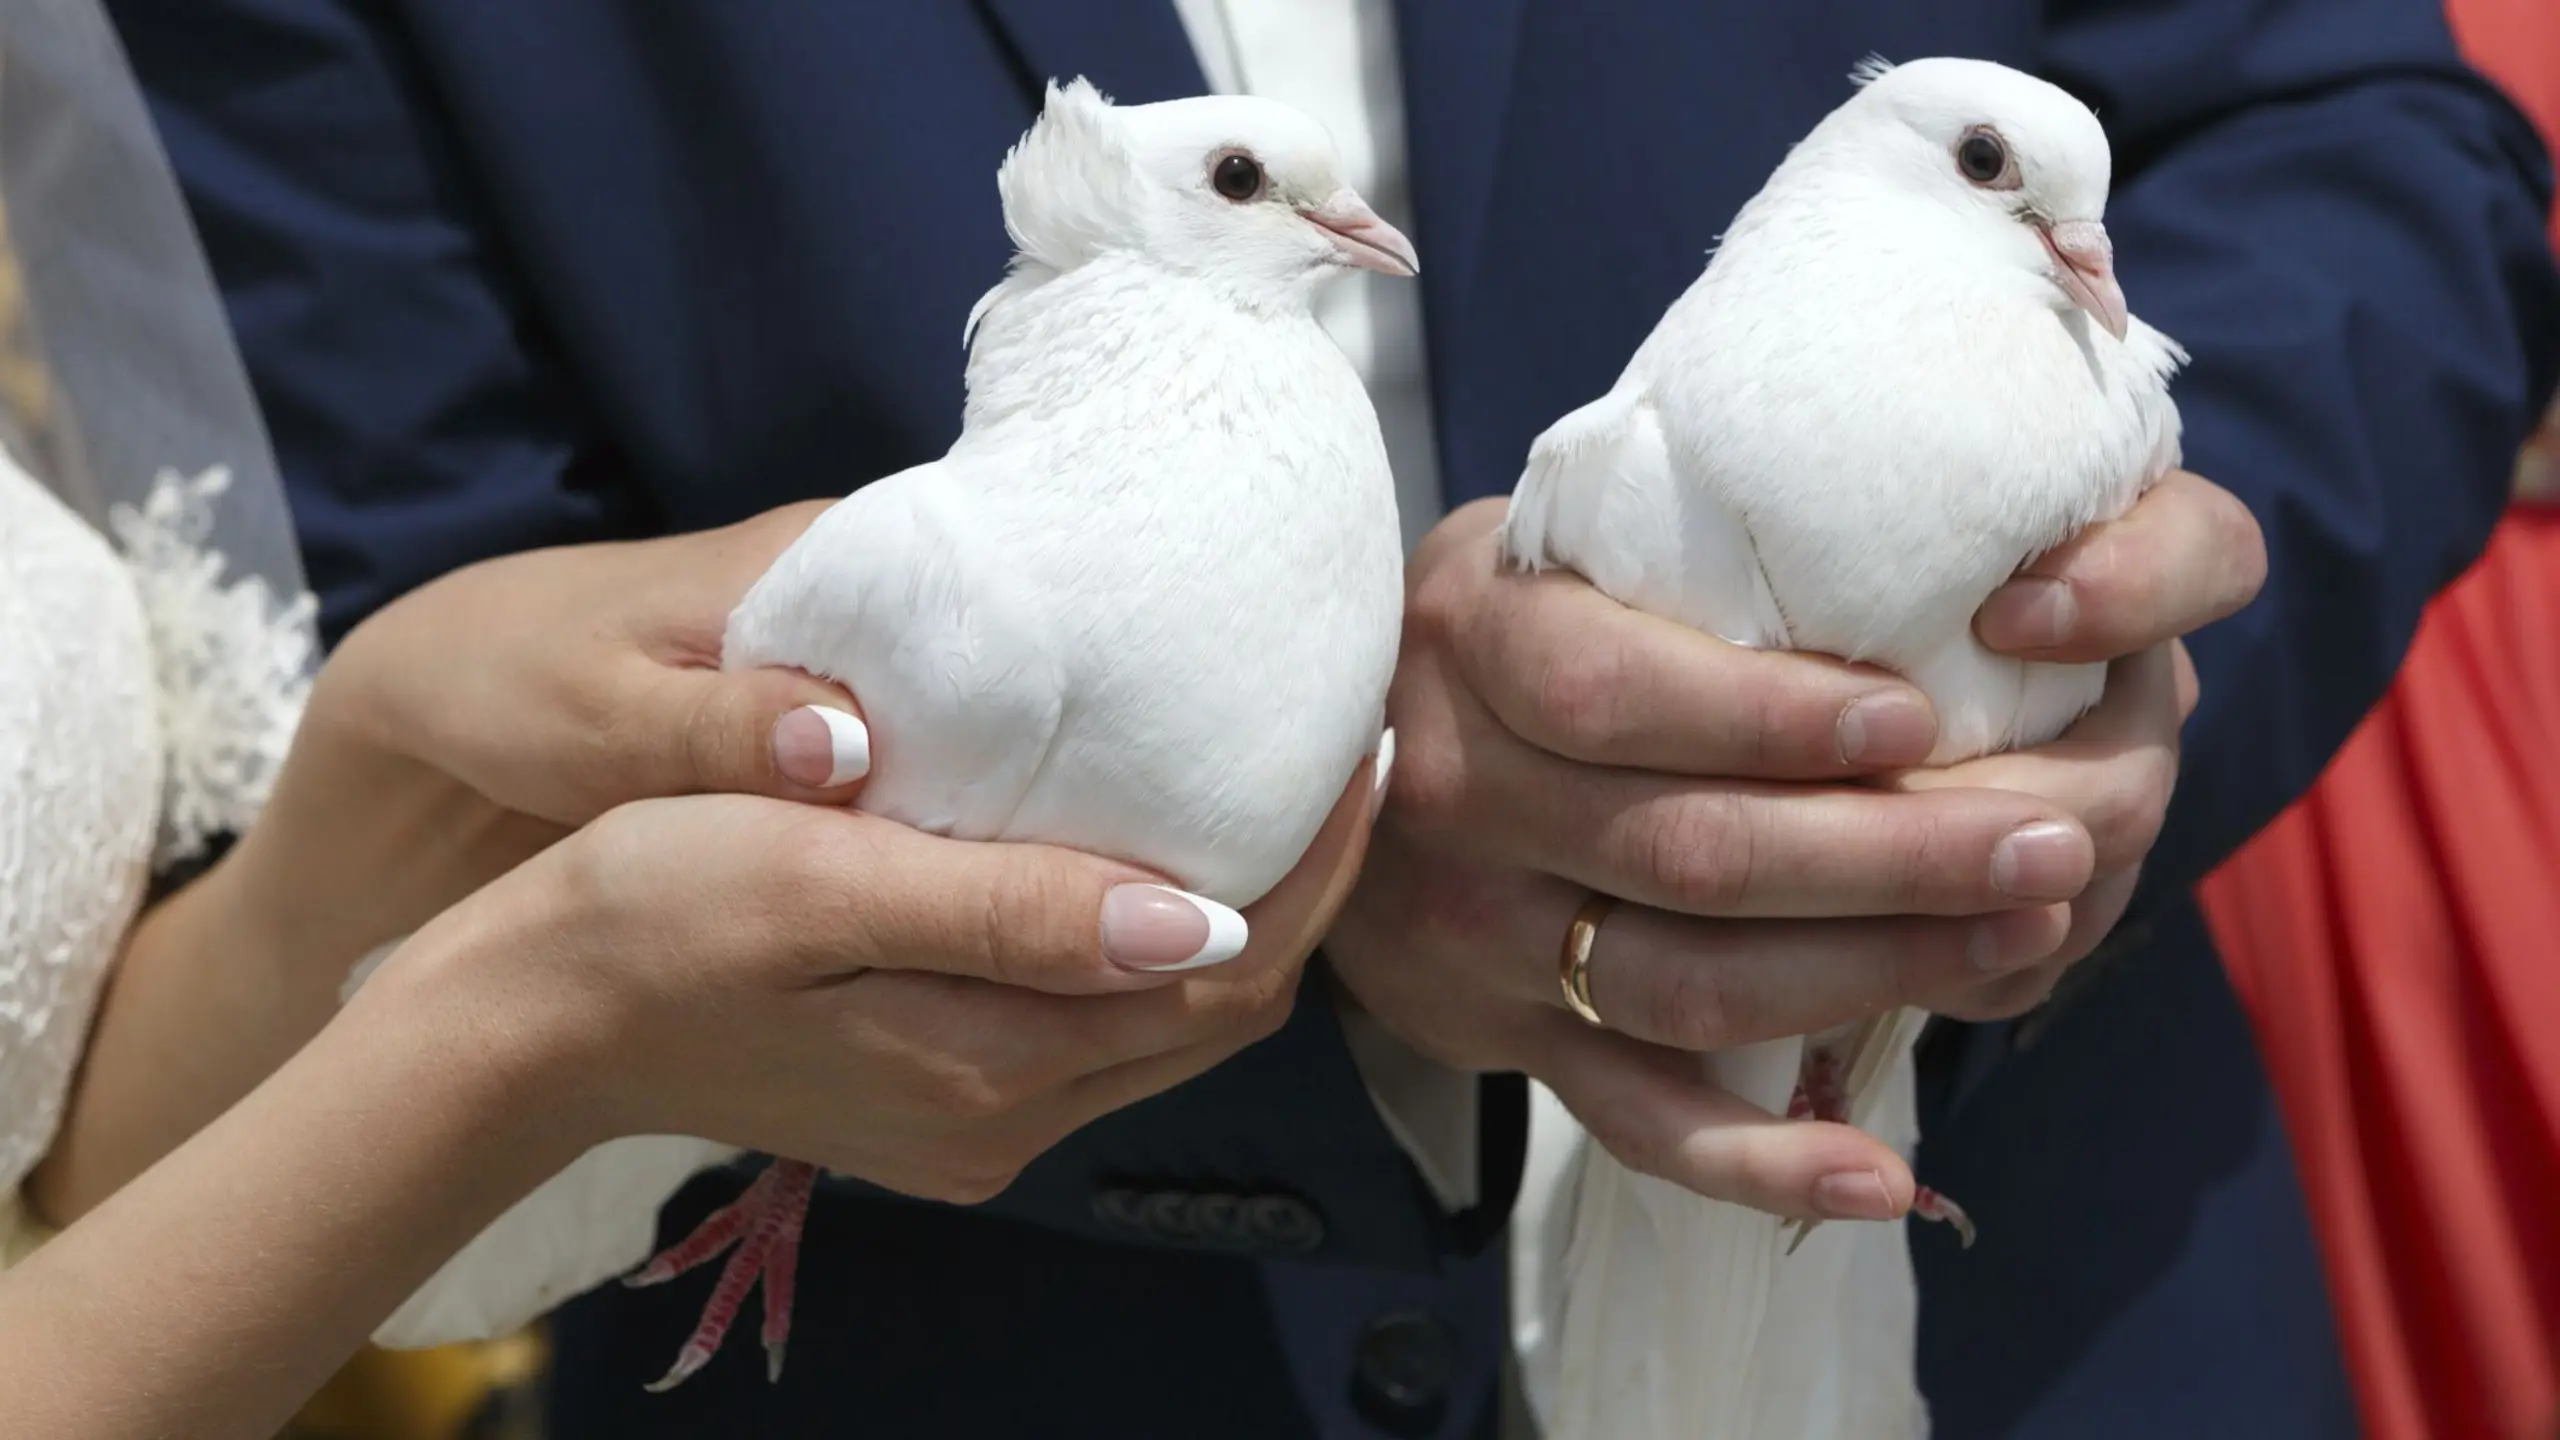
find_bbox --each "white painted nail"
[1100,884,1251,972]
[773,705,871,788]
[1372,728,1397,802]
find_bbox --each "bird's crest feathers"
[1848,53,1897,88]
[994,79,1142,280]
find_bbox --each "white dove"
[1503,57,2183,1440]
[372,78,1412,1391]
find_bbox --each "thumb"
[652,662,873,803]
[1534,1020,1915,1223]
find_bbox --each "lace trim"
[107,467,317,870]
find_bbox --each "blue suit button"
[1186,1191,1254,1248]
[1243,1194,1324,1253]
[1350,1309,1454,1437]
[1090,1186,1150,1236]
[1138,1189,1197,1242]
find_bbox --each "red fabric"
[2443,0,2560,253]
[2196,16,2560,1436]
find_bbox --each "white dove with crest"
[373,77,1413,1393]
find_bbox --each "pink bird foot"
[626,1157,820,1392]
[1781,1051,1861,1256]
[1799,1048,1850,1124]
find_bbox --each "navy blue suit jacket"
[107,1,2558,1435]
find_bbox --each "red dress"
[2195,8,2560,1434]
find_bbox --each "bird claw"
[1785,1186,1975,1256]
[1914,1184,1976,1248]
[632,1159,820,1393]
[643,1342,715,1395]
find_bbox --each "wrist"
[348,873,624,1164]
[225,704,560,986]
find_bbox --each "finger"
[1024,757,1383,1095]
[1236,755,1387,961]
[1934,864,2141,1023]
[761,810,1230,994]
[1458,693,2095,916]
[1533,1021,1914,1222]
[1522,878,2071,1050]
[1884,647,2180,875]
[1975,471,2266,663]
[2171,639,2200,722]
[1436,520,1939,778]
[785,753,1380,996]
[638,663,874,804]
[840,763,1382,1120]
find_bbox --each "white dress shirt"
[1174,0,1480,1210]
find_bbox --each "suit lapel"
[1393,0,1530,309]
[974,0,1207,105]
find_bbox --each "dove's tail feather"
[1521,1026,1938,1440]
[374,1134,737,1349]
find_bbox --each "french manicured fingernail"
[1969,908,2058,974]
[1812,1170,1901,1222]
[773,706,870,788]
[1371,729,1398,804]
[1101,885,1249,972]
[1835,693,1933,766]
[1986,579,2077,649]
[1991,822,2089,902]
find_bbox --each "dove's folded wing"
[1504,386,1790,648]
[726,463,1066,839]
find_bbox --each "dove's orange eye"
[1955,128,2015,188]
[1211,152,1266,203]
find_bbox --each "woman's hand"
[33,505,866,1223]
[2,759,1379,1440]
[227,502,864,970]
[387,759,1383,1202]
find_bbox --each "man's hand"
[1975,470,2266,663]
[1326,501,2095,1220]
[1946,469,2263,1002]
[1326,476,2262,1222]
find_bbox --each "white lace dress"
[0,455,308,1263]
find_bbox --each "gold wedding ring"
[1558,895,1618,1027]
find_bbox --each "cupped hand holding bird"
[1327,466,2257,1223]
[34,501,878,1226]
[376,750,1382,1213]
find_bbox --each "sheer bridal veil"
[0,0,316,1259]
[0,0,317,864]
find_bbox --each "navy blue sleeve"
[2042,0,2560,896]
[107,0,645,645]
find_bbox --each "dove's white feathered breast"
[1508,56,2184,761]
[380,78,1411,1350]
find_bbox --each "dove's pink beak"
[1301,192,1420,277]
[2038,219,2128,341]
